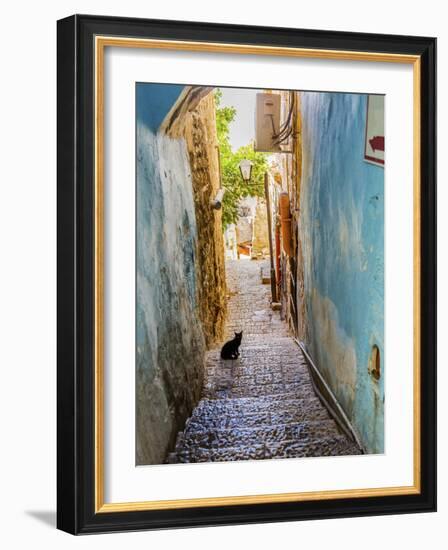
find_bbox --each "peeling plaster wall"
[299,92,384,453]
[136,84,206,465]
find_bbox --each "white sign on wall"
[254,93,282,152]
[364,94,385,166]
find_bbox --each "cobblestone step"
[192,395,320,417]
[204,362,308,377]
[203,350,311,399]
[178,419,341,450]
[185,398,331,431]
[202,382,315,399]
[206,340,303,355]
[200,389,319,404]
[170,434,361,463]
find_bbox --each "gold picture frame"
[57,15,436,534]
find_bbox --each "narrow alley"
[168,259,361,463]
[136,84,384,466]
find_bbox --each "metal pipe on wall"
[264,172,277,303]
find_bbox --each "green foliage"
[215,89,269,229]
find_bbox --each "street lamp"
[238,159,253,183]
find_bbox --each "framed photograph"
[57,14,436,534]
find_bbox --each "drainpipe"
[279,192,293,256]
[275,221,281,290]
[264,172,277,303]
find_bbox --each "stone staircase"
[167,260,361,464]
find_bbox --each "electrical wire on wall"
[270,91,296,148]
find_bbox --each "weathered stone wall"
[136,85,227,465]
[136,121,205,465]
[136,84,212,465]
[184,93,227,347]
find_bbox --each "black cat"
[220,331,243,360]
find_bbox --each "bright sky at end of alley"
[219,87,261,151]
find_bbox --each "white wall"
[0,0,444,548]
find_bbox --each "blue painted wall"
[299,92,384,453]
[136,83,184,132]
[136,83,205,465]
